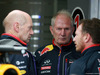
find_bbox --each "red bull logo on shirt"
[38,45,53,56]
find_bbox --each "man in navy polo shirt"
[0,10,37,75]
[35,9,81,75]
[69,18,100,75]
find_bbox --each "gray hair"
[51,9,73,27]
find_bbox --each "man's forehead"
[76,24,82,33]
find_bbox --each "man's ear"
[49,26,53,35]
[14,22,19,33]
[84,33,91,43]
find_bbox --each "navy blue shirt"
[35,39,81,75]
[69,44,100,75]
[0,33,37,75]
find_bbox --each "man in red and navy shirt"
[35,9,81,75]
[0,10,37,75]
[69,18,100,75]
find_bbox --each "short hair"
[51,9,73,27]
[80,18,100,43]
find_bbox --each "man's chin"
[25,40,29,43]
[76,48,81,52]
[59,42,67,45]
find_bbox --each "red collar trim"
[81,44,100,53]
[52,38,72,47]
[2,33,27,46]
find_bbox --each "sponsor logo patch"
[20,70,26,74]
[41,66,51,70]
[23,52,29,57]
[41,70,51,74]
[16,61,25,65]
[38,45,53,56]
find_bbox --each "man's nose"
[61,29,65,35]
[31,29,34,35]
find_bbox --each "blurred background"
[0,0,99,54]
